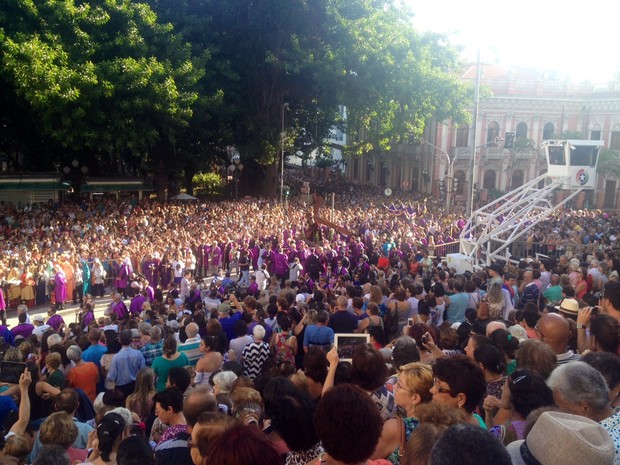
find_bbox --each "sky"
[405,0,620,83]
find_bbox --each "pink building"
[345,64,620,210]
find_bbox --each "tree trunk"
[155,158,168,202]
[265,161,278,198]
[184,163,196,196]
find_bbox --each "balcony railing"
[452,147,538,160]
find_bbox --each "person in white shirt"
[203,289,222,312]
[180,271,191,302]
[31,315,51,341]
[289,258,303,285]
[255,264,270,291]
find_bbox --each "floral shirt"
[388,417,419,465]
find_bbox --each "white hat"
[506,411,614,465]
[556,298,579,316]
[295,294,306,303]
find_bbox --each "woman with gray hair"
[67,344,99,401]
[212,370,238,415]
[241,325,271,380]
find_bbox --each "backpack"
[384,303,399,337]
[274,332,295,365]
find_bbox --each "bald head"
[537,313,570,354]
[183,385,217,431]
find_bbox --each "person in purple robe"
[273,248,289,287]
[80,303,95,331]
[142,255,158,289]
[47,307,66,333]
[11,313,34,340]
[249,241,260,271]
[116,258,132,298]
[109,293,128,320]
[144,283,154,303]
[130,292,147,316]
[54,265,67,310]
[211,243,222,275]
[247,276,259,297]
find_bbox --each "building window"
[543,123,555,140]
[456,126,469,147]
[610,131,620,150]
[516,122,528,140]
[483,170,496,189]
[487,122,500,145]
[590,130,601,140]
[511,169,524,189]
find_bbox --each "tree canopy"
[0,0,471,197]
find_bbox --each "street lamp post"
[424,140,455,212]
[280,102,289,205]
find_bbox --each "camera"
[421,334,428,345]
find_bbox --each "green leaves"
[0,0,471,197]
[1,0,204,164]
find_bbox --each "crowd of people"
[0,192,618,465]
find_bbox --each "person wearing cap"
[546,362,619,465]
[486,263,503,287]
[216,302,241,342]
[556,297,580,321]
[506,411,615,465]
[32,314,51,341]
[535,313,581,365]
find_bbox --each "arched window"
[511,169,524,189]
[516,122,528,140]
[483,170,496,189]
[543,123,555,140]
[487,122,500,145]
[454,170,466,195]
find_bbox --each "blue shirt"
[303,325,334,349]
[446,292,469,323]
[82,343,108,367]
[107,347,146,386]
[219,313,242,342]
